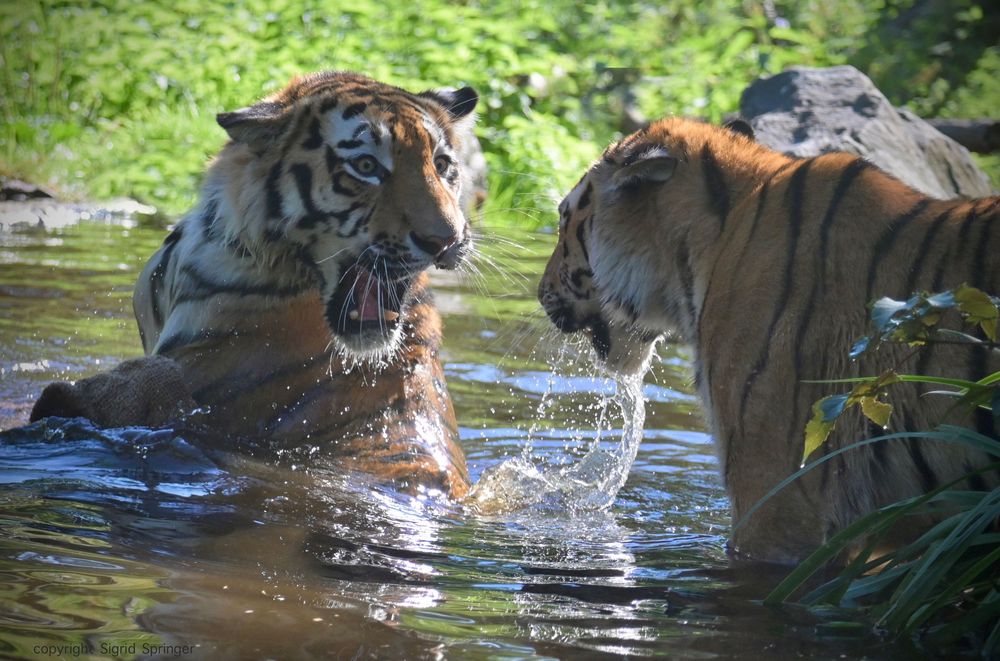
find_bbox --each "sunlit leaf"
[860,396,892,428]
[925,291,956,309]
[869,370,901,390]
[871,297,907,332]
[803,395,846,463]
[849,336,869,358]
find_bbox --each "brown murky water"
[0,209,908,658]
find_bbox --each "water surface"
[0,209,906,658]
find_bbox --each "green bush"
[1,1,997,222]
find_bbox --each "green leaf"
[919,310,941,327]
[859,396,892,429]
[896,374,978,389]
[981,318,999,342]
[803,395,847,463]
[979,371,1000,387]
[955,284,998,319]
[915,544,1000,631]
[954,285,1000,341]
[928,591,1000,647]
[881,488,1000,632]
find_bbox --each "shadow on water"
[0,211,908,658]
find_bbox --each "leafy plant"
[2,0,996,220]
[803,285,999,464]
[764,285,1000,655]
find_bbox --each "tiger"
[129,71,480,498]
[538,116,1000,563]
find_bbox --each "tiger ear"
[612,150,678,189]
[419,86,479,119]
[216,101,290,153]
[724,118,755,141]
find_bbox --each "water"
[466,374,645,514]
[0,210,910,658]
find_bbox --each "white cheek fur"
[590,230,650,321]
[589,223,681,337]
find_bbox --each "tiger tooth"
[383,309,399,322]
[348,310,360,320]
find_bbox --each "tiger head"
[538,117,762,375]
[209,71,477,359]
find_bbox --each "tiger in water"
[538,116,999,562]
[129,72,480,497]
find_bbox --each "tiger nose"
[410,230,458,257]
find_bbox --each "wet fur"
[540,117,1000,562]
[133,72,476,497]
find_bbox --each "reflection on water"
[0,212,904,658]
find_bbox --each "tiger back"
[133,72,480,497]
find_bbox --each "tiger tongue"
[351,268,383,321]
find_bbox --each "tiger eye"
[352,155,378,176]
[434,155,451,176]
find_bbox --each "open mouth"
[325,260,413,343]
[586,317,612,361]
[541,300,613,361]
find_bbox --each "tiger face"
[540,120,764,375]
[214,72,477,358]
[538,151,681,375]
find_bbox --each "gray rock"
[0,177,55,201]
[740,65,995,199]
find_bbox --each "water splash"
[519,341,568,461]
[464,373,645,514]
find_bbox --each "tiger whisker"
[374,255,385,338]
[336,246,375,331]
[316,245,354,264]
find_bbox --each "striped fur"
[539,117,1000,563]
[133,72,478,497]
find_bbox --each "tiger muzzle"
[540,291,584,333]
[539,287,612,359]
[410,230,470,270]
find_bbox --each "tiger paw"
[30,355,196,428]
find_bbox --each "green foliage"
[804,285,1000,462]
[764,429,1000,654]
[769,286,1000,654]
[2,0,996,220]
[850,0,1000,119]
[802,371,898,464]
